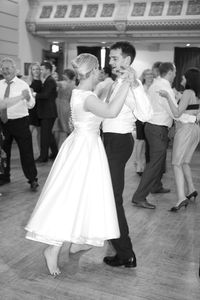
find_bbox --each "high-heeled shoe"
[169,199,189,212]
[187,190,198,201]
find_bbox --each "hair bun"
[71,53,99,80]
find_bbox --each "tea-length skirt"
[25,131,120,247]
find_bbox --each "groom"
[102,41,152,267]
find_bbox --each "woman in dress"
[159,68,200,211]
[52,69,76,149]
[25,53,134,276]
[27,62,42,154]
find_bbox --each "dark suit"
[103,133,135,259]
[36,75,58,161]
[132,122,168,202]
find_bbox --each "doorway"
[42,48,64,79]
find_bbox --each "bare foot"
[43,246,61,277]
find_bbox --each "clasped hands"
[119,66,139,88]
[21,89,31,101]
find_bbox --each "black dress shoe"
[132,199,156,209]
[152,187,170,194]
[30,180,39,192]
[103,254,137,268]
[0,178,10,186]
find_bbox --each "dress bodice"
[183,89,199,116]
[71,89,102,134]
[30,79,42,93]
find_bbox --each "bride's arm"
[84,80,130,118]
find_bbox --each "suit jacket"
[36,75,57,119]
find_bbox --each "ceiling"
[26,0,200,47]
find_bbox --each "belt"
[7,116,29,122]
[146,123,168,129]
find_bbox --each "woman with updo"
[25,53,135,276]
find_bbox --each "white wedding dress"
[25,89,120,247]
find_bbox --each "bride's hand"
[120,67,139,87]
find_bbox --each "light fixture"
[186,43,191,47]
[51,43,59,53]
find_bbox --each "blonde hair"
[71,53,99,80]
[28,62,41,83]
[140,69,153,84]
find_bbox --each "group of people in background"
[0,40,200,277]
[132,61,200,212]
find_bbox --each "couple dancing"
[25,41,152,276]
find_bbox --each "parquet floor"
[0,139,200,300]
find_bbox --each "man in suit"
[0,57,38,191]
[102,41,153,268]
[35,61,58,163]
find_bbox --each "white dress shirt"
[102,79,153,133]
[0,76,35,119]
[147,77,196,127]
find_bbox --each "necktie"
[0,81,13,123]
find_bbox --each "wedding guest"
[35,61,58,163]
[0,90,31,195]
[159,67,200,211]
[27,62,42,155]
[0,57,38,191]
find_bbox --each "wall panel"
[0,12,18,29]
[0,0,19,67]
[0,27,18,42]
[0,0,18,16]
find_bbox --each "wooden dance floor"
[0,141,200,300]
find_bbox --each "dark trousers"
[132,123,168,202]
[103,133,135,259]
[1,117,37,182]
[39,118,58,161]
